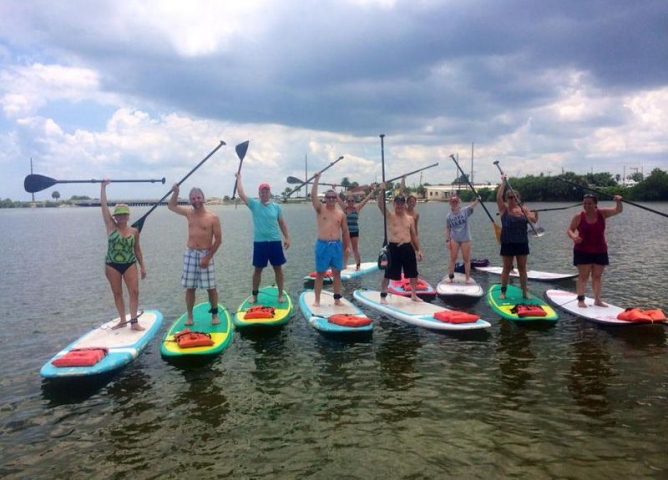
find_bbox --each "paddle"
[532,203,581,213]
[450,154,501,243]
[24,174,165,194]
[131,140,226,232]
[284,156,344,198]
[377,134,390,270]
[554,177,668,220]
[493,160,544,237]
[231,140,250,199]
[385,162,439,184]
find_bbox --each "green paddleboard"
[161,302,233,357]
[233,286,293,328]
[486,284,559,321]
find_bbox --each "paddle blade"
[235,141,249,161]
[132,215,147,233]
[493,222,502,244]
[286,176,304,184]
[24,174,57,193]
[377,245,391,270]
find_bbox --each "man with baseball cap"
[235,173,291,304]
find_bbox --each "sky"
[1,0,667,202]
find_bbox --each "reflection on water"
[1,203,668,478]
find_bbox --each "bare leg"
[500,255,514,299]
[251,267,263,303]
[592,264,607,307]
[516,255,529,299]
[185,288,196,325]
[461,241,473,283]
[333,270,343,305]
[380,277,390,304]
[273,265,285,303]
[351,237,361,269]
[576,264,592,308]
[208,288,220,324]
[409,277,423,302]
[123,265,144,331]
[313,272,325,306]
[106,266,128,328]
[446,242,459,282]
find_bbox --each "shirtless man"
[400,176,420,236]
[377,183,424,303]
[311,172,351,307]
[169,184,222,325]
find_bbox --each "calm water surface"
[1,201,667,479]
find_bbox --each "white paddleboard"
[474,265,577,281]
[303,261,379,284]
[545,289,663,326]
[352,289,490,331]
[436,273,484,299]
[299,290,373,334]
[41,310,163,378]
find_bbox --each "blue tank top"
[346,208,359,234]
[501,211,528,244]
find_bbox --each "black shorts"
[384,242,418,280]
[573,250,609,266]
[500,242,530,257]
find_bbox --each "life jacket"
[617,308,667,323]
[433,310,480,324]
[173,328,214,348]
[244,305,276,319]
[309,270,333,278]
[396,278,430,291]
[52,348,108,367]
[327,314,372,327]
[511,304,547,318]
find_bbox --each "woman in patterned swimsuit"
[101,180,146,330]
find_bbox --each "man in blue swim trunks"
[235,172,291,304]
[311,172,351,307]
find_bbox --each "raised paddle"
[284,156,344,198]
[377,134,390,270]
[24,174,165,194]
[450,154,501,243]
[286,176,371,191]
[131,140,226,232]
[553,177,668,220]
[231,140,250,199]
[385,162,439,184]
[493,160,544,238]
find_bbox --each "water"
[1,201,667,479]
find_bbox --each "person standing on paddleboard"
[444,194,479,284]
[169,185,222,326]
[400,176,421,236]
[234,173,291,304]
[336,188,376,270]
[377,184,424,303]
[311,172,351,307]
[101,180,146,331]
[567,193,623,308]
[496,175,537,299]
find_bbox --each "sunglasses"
[325,196,337,200]
[507,195,516,200]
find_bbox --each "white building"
[424,183,499,201]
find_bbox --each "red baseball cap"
[258,183,271,191]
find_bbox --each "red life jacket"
[433,310,480,324]
[511,304,547,317]
[244,305,276,319]
[397,278,430,291]
[617,308,666,322]
[173,328,214,348]
[328,314,372,327]
[52,348,108,367]
[310,270,333,278]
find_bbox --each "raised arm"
[377,183,386,215]
[399,176,406,195]
[496,176,507,215]
[168,183,190,216]
[602,195,623,218]
[100,180,115,233]
[311,172,322,212]
[356,187,376,212]
[235,172,249,204]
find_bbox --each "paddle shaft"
[380,135,388,246]
[385,162,439,184]
[24,175,165,193]
[493,161,541,236]
[554,177,668,220]
[132,140,226,231]
[284,156,344,198]
[449,155,496,223]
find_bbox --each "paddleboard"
[299,290,373,335]
[352,289,491,331]
[388,275,437,302]
[40,310,163,378]
[233,286,293,328]
[475,265,577,281]
[161,303,233,357]
[544,289,664,326]
[436,273,484,299]
[486,284,559,321]
[303,261,379,284]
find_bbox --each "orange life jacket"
[173,328,214,348]
[396,278,430,291]
[244,305,276,319]
[433,310,480,324]
[511,304,547,317]
[617,308,667,322]
[309,270,333,278]
[52,348,108,367]
[328,314,372,327]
